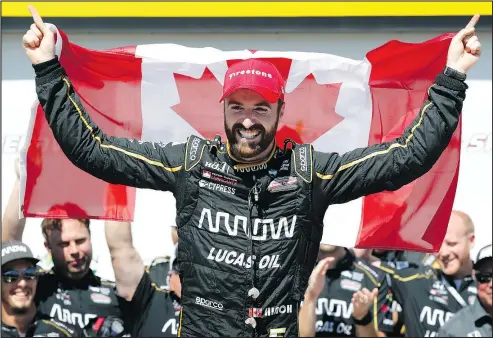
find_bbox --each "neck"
[450,259,473,280]
[1,303,37,334]
[367,254,381,265]
[53,266,89,283]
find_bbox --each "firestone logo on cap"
[229,69,273,80]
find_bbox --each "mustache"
[232,124,266,133]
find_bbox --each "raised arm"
[104,220,144,301]
[23,6,185,192]
[2,159,26,241]
[298,257,333,337]
[313,16,481,205]
[314,72,465,204]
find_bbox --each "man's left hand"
[446,14,482,74]
[351,287,378,320]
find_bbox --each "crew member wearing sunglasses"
[437,243,492,337]
[1,240,86,337]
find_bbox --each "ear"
[278,101,285,119]
[469,233,476,250]
[44,240,51,253]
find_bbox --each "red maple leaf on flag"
[172,59,344,144]
[278,75,343,144]
[171,69,225,140]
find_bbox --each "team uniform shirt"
[376,254,440,337]
[437,297,492,337]
[1,312,87,337]
[147,256,172,290]
[378,264,477,337]
[35,269,122,330]
[118,271,181,337]
[312,251,394,337]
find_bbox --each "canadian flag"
[20,26,460,252]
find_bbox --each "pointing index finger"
[465,14,480,29]
[28,5,47,33]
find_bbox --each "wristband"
[351,312,373,326]
[443,66,467,82]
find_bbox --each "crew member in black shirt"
[299,244,394,337]
[376,210,479,337]
[147,256,172,290]
[105,220,181,337]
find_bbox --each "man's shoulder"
[439,305,475,335]
[377,260,431,278]
[36,268,58,289]
[354,260,382,285]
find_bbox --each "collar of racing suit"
[436,266,474,292]
[224,139,282,171]
[48,268,100,288]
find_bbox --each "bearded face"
[223,89,283,162]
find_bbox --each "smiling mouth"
[237,129,261,140]
[13,291,30,299]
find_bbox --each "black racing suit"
[376,263,477,337]
[118,270,181,337]
[1,312,87,337]
[311,250,394,337]
[35,268,122,332]
[34,56,467,337]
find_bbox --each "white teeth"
[238,130,260,139]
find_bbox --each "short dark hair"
[41,219,90,241]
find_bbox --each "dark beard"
[12,307,30,315]
[225,117,279,160]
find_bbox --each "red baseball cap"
[219,59,285,103]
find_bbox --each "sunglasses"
[1,267,38,284]
[475,272,492,284]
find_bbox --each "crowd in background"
[2,160,492,337]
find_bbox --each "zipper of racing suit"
[246,175,262,337]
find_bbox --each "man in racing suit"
[23,7,482,337]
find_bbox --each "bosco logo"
[299,147,307,172]
[189,138,200,161]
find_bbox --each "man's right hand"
[22,5,56,65]
[304,257,334,300]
